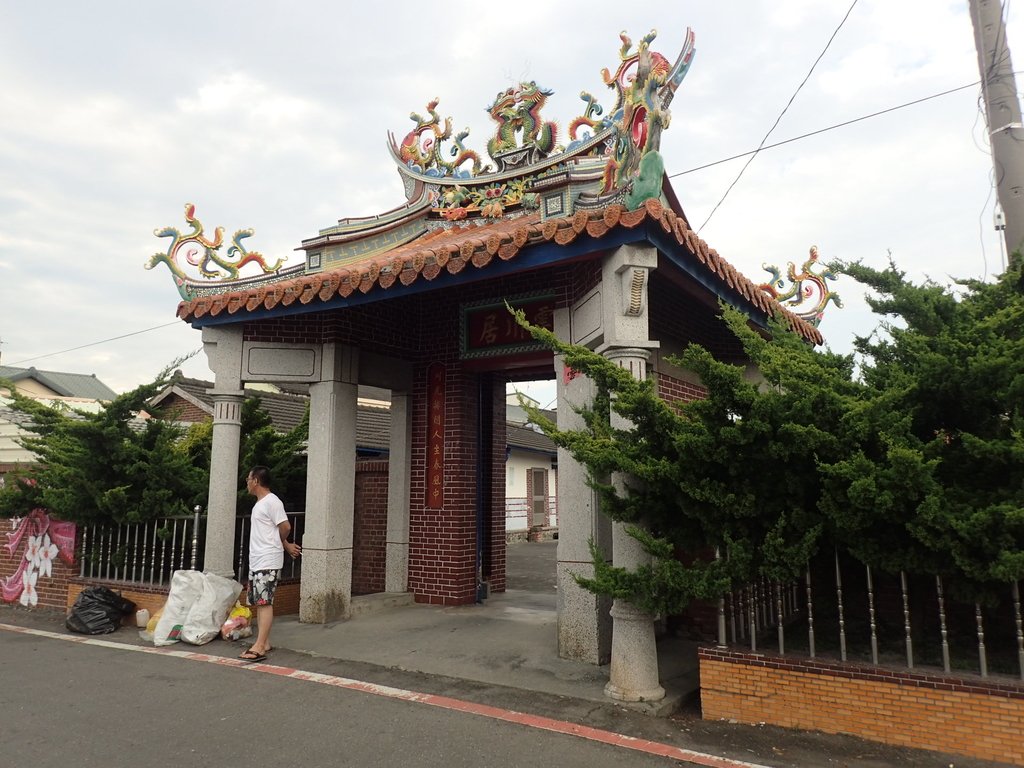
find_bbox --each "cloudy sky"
[0,1,1018,400]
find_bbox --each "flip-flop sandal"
[238,649,267,662]
[243,644,272,653]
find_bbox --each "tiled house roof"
[507,424,557,455]
[149,374,392,451]
[0,365,119,400]
[175,199,822,345]
[151,374,310,433]
[151,374,553,456]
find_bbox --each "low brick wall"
[66,578,300,622]
[1,517,75,611]
[699,646,1024,766]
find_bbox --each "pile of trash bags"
[146,570,245,646]
[67,570,248,647]
[66,586,136,635]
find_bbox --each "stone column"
[602,346,664,703]
[555,317,612,663]
[385,392,411,593]
[201,326,245,579]
[300,343,358,623]
[600,242,664,703]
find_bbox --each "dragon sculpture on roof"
[387,28,696,215]
[144,204,284,300]
[759,246,843,327]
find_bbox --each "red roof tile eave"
[176,199,823,346]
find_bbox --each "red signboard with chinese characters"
[461,296,556,358]
[425,362,445,509]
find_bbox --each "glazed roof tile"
[176,200,822,345]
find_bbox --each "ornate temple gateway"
[149,29,836,705]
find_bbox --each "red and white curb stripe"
[1,622,769,768]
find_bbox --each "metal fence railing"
[79,508,204,587]
[715,548,1024,682]
[78,510,305,587]
[505,496,558,532]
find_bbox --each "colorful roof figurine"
[758,246,843,328]
[146,28,837,343]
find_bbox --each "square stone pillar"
[385,392,411,593]
[300,344,358,623]
[201,326,245,579]
[554,308,612,664]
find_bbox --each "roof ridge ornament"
[758,246,844,327]
[389,28,696,218]
[145,203,285,299]
[397,98,488,178]
[600,28,696,210]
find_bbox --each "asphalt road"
[3,627,682,768]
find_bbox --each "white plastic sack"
[153,570,205,646]
[180,572,243,646]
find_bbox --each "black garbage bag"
[66,586,136,635]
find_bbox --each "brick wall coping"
[699,645,1024,700]
[68,573,301,592]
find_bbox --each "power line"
[7,322,182,367]
[668,82,981,179]
[696,0,860,234]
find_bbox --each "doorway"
[504,378,558,593]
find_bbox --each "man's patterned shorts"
[247,569,280,606]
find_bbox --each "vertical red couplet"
[425,362,446,509]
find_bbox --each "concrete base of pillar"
[556,562,611,664]
[298,548,352,623]
[604,599,665,703]
[610,689,685,717]
[384,542,408,594]
[604,679,667,703]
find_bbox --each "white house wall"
[505,447,557,532]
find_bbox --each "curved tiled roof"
[176,199,822,345]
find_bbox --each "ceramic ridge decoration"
[759,246,844,327]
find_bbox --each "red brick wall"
[487,379,507,593]
[1,517,76,611]
[409,363,479,605]
[699,647,1024,766]
[352,459,388,595]
[656,372,707,404]
[157,394,210,423]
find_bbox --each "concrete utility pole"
[970,0,1024,262]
